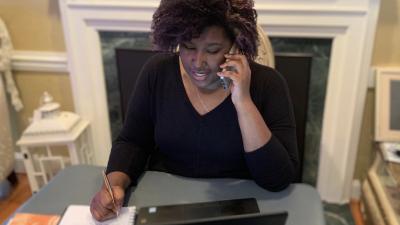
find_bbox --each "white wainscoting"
[11,51,68,73]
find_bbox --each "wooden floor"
[0,174,32,224]
[0,174,366,225]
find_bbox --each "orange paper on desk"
[8,213,60,225]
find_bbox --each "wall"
[371,0,400,66]
[353,0,400,180]
[0,0,74,135]
[0,0,65,51]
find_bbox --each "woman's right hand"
[90,171,131,221]
[90,184,124,221]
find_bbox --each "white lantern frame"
[17,109,91,193]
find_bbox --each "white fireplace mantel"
[59,0,380,203]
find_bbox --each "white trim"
[66,0,368,15]
[368,67,376,88]
[59,0,381,203]
[67,0,160,9]
[11,51,68,73]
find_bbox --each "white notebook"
[58,205,136,225]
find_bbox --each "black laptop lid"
[135,198,287,225]
[171,212,288,225]
[135,212,288,225]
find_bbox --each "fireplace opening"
[115,49,312,182]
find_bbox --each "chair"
[254,24,275,68]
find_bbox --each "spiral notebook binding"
[128,206,136,224]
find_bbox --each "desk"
[13,165,325,225]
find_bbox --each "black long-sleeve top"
[107,53,299,191]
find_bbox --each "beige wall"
[371,0,400,66]
[0,0,65,51]
[14,72,74,131]
[353,0,400,180]
[353,89,376,180]
[0,0,73,136]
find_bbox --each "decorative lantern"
[17,92,91,193]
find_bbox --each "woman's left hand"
[218,54,252,105]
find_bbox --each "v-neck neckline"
[173,55,231,119]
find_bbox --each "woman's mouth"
[191,71,208,81]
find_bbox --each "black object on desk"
[137,212,288,225]
[136,198,260,225]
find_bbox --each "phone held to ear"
[220,44,238,90]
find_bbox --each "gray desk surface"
[14,165,325,225]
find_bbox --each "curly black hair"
[151,0,258,60]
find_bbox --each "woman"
[90,0,299,221]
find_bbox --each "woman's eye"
[207,49,220,54]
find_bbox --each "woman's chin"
[188,73,221,91]
[195,80,221,91]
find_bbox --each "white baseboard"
[14,152,26,173]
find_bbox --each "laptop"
[135,198,288,225]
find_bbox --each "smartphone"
[220,44,238,90]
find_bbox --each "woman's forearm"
[234,98,272,152]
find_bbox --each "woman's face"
[179,26,233,91]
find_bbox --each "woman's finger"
[99,188,116,210]
[217,71,240,82]
[220,57,246,72]
[224,53,245,61]
[112,186,125,210]
[90,192,117,221]
[92,204,116,221]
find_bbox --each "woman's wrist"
[232,96,253,111]
[107,171,131,189]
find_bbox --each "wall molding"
[9,50,378,89]
[9,51,378,88]
[11,51,68,73]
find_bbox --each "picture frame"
[375,68,400,142]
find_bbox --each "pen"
[102,170,119,216]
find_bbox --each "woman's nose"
[193,52,206,68]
